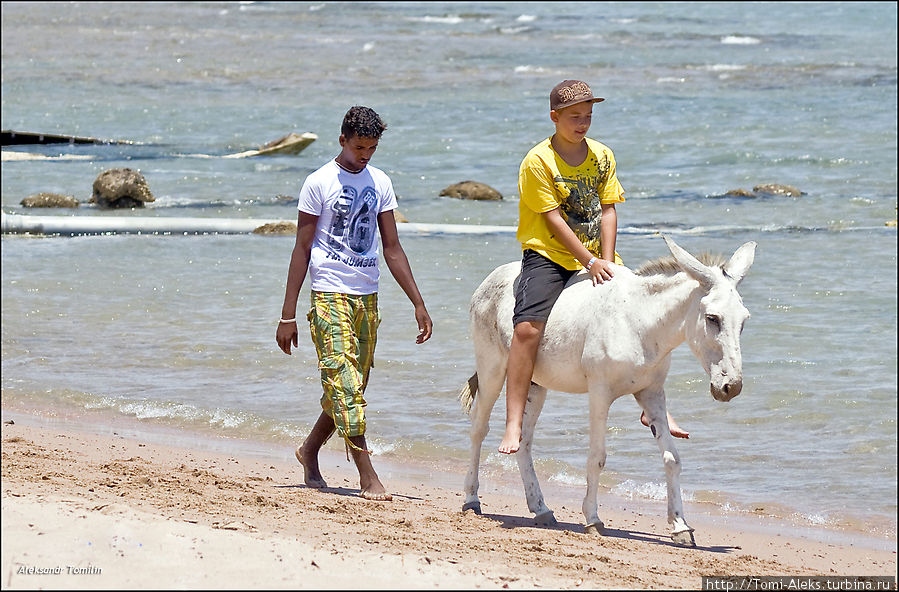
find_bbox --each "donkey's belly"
[532,354,590,394]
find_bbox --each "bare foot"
[360,488,393,501]
[498,427,521,454]
[295,445,327,488]
[360,477,392,501]
[641,411,690,439]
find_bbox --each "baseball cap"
[549,80,604,111]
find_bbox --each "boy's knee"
[513,321,544,342]
[319,352,363,381]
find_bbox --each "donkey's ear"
[663,235,715,288]
[723,241,757,285]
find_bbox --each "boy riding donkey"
[499,80,687,455]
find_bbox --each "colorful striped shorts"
[307,290,380,443]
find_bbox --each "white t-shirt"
[297,160,398,295]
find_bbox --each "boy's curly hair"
[341,106,387,139]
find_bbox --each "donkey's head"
[664,236,756,402]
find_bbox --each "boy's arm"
[542,207,615,285]
[599,202,617,262]
[276,212,318,355]
[377,211,433,344]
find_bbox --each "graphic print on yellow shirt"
[517,138,624,270]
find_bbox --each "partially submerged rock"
[257,132,317,156]
[723,188,756,198]
[222,132,317,159]
[21,192,79,208]
[440,181,503,201]
[722,184,804,198]
[91,168,155,209]
[752,184,803,197]
[253,221,297,235]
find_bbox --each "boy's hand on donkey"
[589,259,615,285]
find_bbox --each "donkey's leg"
[634,388,696,546]
[515,383,555,526]
[583,389,612,535]
[462,359,506,514]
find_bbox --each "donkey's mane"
[634,252,727,277]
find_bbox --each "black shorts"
[512,250,578,326]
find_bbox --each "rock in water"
[21,192,79,208]
[91,168,155,209]
[440,181,503,201]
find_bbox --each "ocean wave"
[74,392,304,442]
[367,439,399,456]
[548,470,584,487]
[553,33,597,41]
[236,3,278,13]
[513,65,546,74]
[4,209,889,239]
[656,77,686,84]
[498,25,532,35]
[150,195,294,209]
[619,223,785,236]
[694,64,748,72]
[405,15,465,25]
[1,151,95,162]
[794,511,830,525]
[721,35,761,45]
[612,479,695,502]
[1,147,254,163]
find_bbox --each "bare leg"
[348,435,392,501]
[295,411,334,488]
[499,321,544,454]
[641,410,689,439]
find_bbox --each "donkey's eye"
[706,314,721,328]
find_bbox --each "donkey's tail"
[459,373,479,415]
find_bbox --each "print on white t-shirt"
[328,184,378,258]
[298,161,397,295]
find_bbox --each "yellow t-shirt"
[517,137,625,270]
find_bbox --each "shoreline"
[2,412,896,589]
[1,402,895,551]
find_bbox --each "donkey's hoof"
[584,520,605,536]
[534,510,557,527]
[671,529,696,547]
[461,501,482,515]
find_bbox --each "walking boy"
[276,106,433,500]
[499,80,685,454]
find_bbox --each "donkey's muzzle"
[711,380,742,402]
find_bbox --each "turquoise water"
[2,2,896,541]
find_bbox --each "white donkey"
[460,236,756,546]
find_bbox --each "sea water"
[1,2,896,543]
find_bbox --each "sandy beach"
[1,416,895,591]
